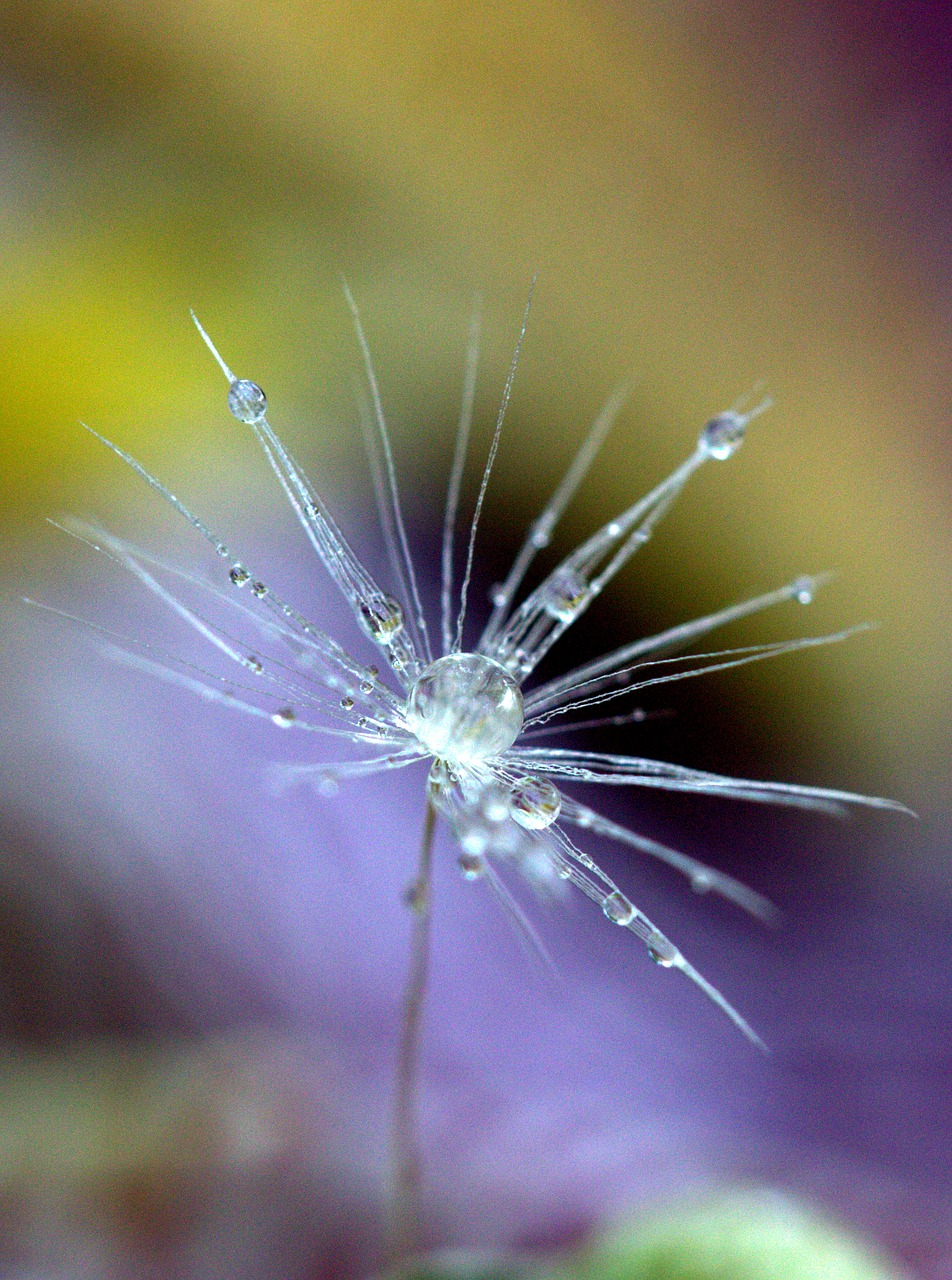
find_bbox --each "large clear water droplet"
[407,653,523,765]
[510,776,561,830]
[228,378,268,424]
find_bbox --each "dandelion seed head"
[54,295,911,1054]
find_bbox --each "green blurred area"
[1,4,948,810]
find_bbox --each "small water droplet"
[646,933,677,966]
[540,566,589,623]
[358,595,404,645]
[250,581,268,599]
[272,707,295,728]
[510,776,561,830]
[483,789,510,824]
[340,695,355,710]
[690,870,714,894]
[228,378,268,424]
[403,878,428,914]
[229,565,251,587]
[458,853,485,880]
[246,656,263,674]
[700,410,745,460]
[602,890,635,925]
[793,575,814,605]
[607,521,622,538]
[359,679,375,694]
[489,584,507,607]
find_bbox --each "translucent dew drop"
[407,653,524,765]
[272,707,295,728]
[358,595,405,646]
[646,933,678,966]
[602,890,635,925]
[228,378,268,424]
[229,565,251,587]
[250,581,268,599]
[793,575,814,605]
[340,695,355,710]
[510,775,561,830]
[540,566,590,623]
[700,410,745,460]
[246,656,263,674]
[458,853,485,880]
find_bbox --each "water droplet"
[403,878,428,914]
[229,565,250,587]
[506,648,533,678]
[458,853,485,880]
[246,656,263,674]
[646,933,677,966]
[510,776,561,830]
[690,870,714,894]
[602,890,635,925]
[793,575,814,605]
[489,584,507,607]
[607,521,622,538]
[228,378,268,424]
[358,595,404,645]
[540,566,589,623]
[359,679,375,694]
[700,410,745,460]
[272,707,295,728]
[250,581,268,599]
[407,653,524,766]
[340,695,355,711]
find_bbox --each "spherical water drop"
[607,521,622,538]
[229,565,251,587]
[340,695,355,711]
[690,870,714,894]
[358,595,404,645]
[246,656,263,674]
[602,890,635,925]
[406,653,524,765]
[359,678,375,694]
[510,776,561,830]
[458,853,485,880]
[489,584,507,608]
[540,567,589,623]
[793,575,814,605]
[250,581,268,599]
[272,707,295,728]
[700,410,745,460]
[227,378,268,424]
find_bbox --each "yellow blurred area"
[0,0,948,814]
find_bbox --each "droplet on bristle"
[700,410,745,460]
[272,707,295,728]
[228,378,268,424]
[510,775,561,830]
[358,595,404,645]
[458,853,485,880]
[602,890,635,925]
[229,565,251,587]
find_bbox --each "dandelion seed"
[50,290,913,1264]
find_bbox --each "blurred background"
[0,1,949,1277]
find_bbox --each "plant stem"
[389,794,437,1269]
